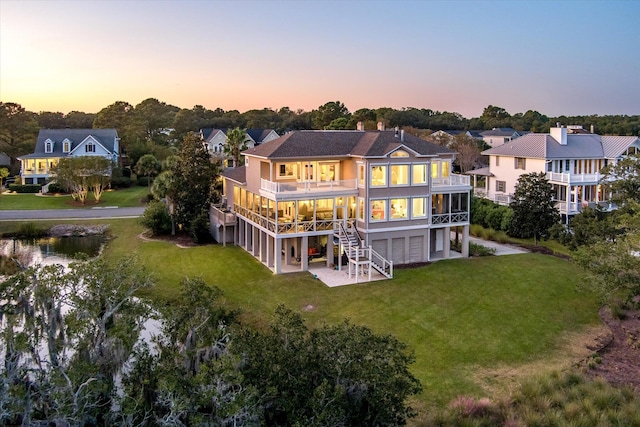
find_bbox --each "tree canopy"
[509,172,560,244]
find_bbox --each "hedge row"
[8,184,42,193]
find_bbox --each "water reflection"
[0,236,105,268]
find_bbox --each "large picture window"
[390,165,409,186]
[370,199,386,221]
[412,198,427,218]
[370,165,387,187]
[390,198,408,219]
[412,164,427,184]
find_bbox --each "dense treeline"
[1,99,639,173]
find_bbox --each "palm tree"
[134,154,161,192]
[224,128,249,168]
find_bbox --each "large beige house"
[211,126,471,281]
[475,125,640,221]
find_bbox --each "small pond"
[0,235,106,268]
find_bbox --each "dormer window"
[85,142,95,153]
[45,140,53,153]
[62,139,71,153]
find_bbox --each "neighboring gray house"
[480,127,522,147]
[17,129,119,184]
[200,128,279,155]
[0,152,10,167]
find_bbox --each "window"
[442,161,449,177]
[515,157,526,169]
[45,141,53,153]
[358,164,365,187]
[412,164,427,184]
[391,150,409,157]
[390,165,409,186]
[370,165,387,187]
[85,143,95,153]
[431,161,450,179]
[303,164,314,181]
[412,198,427,218]
[357,197,365,221]
[63,140,70,152]
[277,163,296,179]
[390,198,408,219]
[496,180,506,192]
[495,156,500,166]
[546,161,552,172]
[370,199,386,221]
[565,160,570,171]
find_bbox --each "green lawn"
[0,186,149,210]
[0,219,601,408]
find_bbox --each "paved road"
[0,207,146,221]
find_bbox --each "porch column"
[266,235,274,268]
[253,227,260,256]
[274,237,282,274]
[284,239,292,266]
[461,225,469,258]
[426,230,431,262]
[326,235,334,268]
[443,226,451,258]
[301,236,309,271]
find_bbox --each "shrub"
[486,207,505,231]
[136,176,152,187]
[189,211,212,244]
[111,176,132,188]
[139,200,172,235]
[46,182,66,193]
[8,184,42,193]
[469,242,496,256]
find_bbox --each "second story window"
[370,199,386,221]
[370,165,387,187]
[412,198,427,218]
[515,157,526,169]
[358,164,365,187]
[45,141,53,153]
[495,156,500,166]
[85,143,95,153]
[63,141,70,152]
[496,180,506,192]
[390,198,408,219]
[278,163,296,179]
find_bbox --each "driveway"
[0,207,145,221]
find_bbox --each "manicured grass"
[0,186,149,210]
[0,218,601,408]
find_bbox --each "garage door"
[372,239,387,259]
[392,238,405,264]
[409,236,423,263]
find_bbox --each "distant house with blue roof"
[17,128,119,185]
[199,128,279,157]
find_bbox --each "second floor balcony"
[432,174,471,188]
[261,178,357,197]
[546,172,604,185]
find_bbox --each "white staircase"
[335,222,393,280]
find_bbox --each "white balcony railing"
[261,178,357,194]
[432,174,470,187]
[546,172,602,184]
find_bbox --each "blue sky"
[1,0,638,118]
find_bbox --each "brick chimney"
[356,121,364,131]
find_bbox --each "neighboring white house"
[474,125,640,221]
[211,128,472,282]
[17,129,119,185]
[200,128,279,155]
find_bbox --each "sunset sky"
[1,0,639,118]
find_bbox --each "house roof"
[480,128,520,137]
[482,132,640,160]
[222,166,246,184]
[242,130,455,159]
[246,129,277,143]
[18,128,118,159]
[201,128,277,144]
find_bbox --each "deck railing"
[260,178,357,194]
[432,174,470,187]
